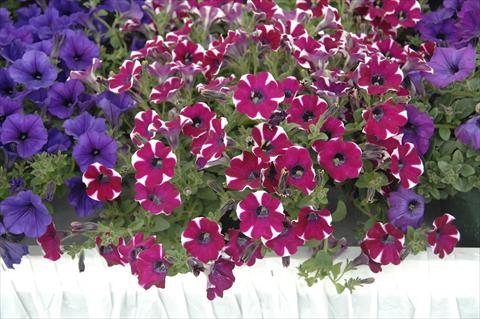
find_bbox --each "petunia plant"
[0,0,478,300]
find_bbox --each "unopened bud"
[361,277,375,284]
[282,256,290,268]
[71,221,98,233]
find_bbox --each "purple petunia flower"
[457,0,480,43]
[29,8,71,40]
[1,40,26,63]
[43,128,71,153]
[47,79,85,119]
[0,235,29,269]
[28,39,54,58]
[455,116,480,150]
[59,30,99,71]
[0,191,52,238]
[0,113,48,159]
[402,105,434,155]
[387,187,425,233]
[65,176,103,217]
[97,91,136,126]
[0,69,22,99]
[63,112,107,140]
[16,4,42,26]
[418,19,458,46]
[425,46,476,88]
[72,131,117,171]
[0,97,22,129]
[9,50,57,90]
[0,8,11,29]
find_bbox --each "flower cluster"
[1,0,477,300]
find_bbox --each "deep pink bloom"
[356,55,403,95]
[385,0,421,28]
[292,35,326,69]
[149,77,184,103]
[131,140,176,187]
[363,99,408,140]
[172,39,204,66]
[134,182,181,215]
[181,217,224,263]
[250,0,279,20]
[224,229,264,266]
[37,223,62,261]
[225,151,264,191]
[197,75,235,99]
[361,222,405,266]
[367,133,403,154]
[264,220,304,256]
[96,236,124,267]
[274,146,316,195]
[371,37,407,64]
[365,0,399,21]
[312,70,350,97]
[118,232,156,274]
[253,24,281,51]
[314,140,362,183]
[190,117,228,169]
[427,214,460,259]
[292,207,333,241]
[202,49,224,80]
[286,95,328,131]
[130,109,158,147]
[278,76,302,104]
[82,163,122,201]
[390,143,424,189]
[207,258,236,300]
[311,117,345,149]
[232,71,284,120]
[251,123,292,161]
[149,114,192,147]
[130,35,168,60]
[108,60,142,94]
[236,191,285,240]
[296,0,328,17]
[180,102,216,138]
[69,58,102,87]
[136,244,171,289]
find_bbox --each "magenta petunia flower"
[224,228,264,266]
[365,0,399,21]
[190,117,228,169]
[253,24,281,51]
[371,37,407,64]
[149,114,192,148]
[361,222,405,266]
[367,133,403,154]
[384,0,421,28]
[236,191,285,240]
[278,76,302,105]
[149,77,184,104]
[286,95,327,131]
[356,55,403,95]
[264,220,304,257]
[172,39,204,66]
[251,123,292,161]
[180,102,216,138]
[232,71,284,120]
[131,140,176,187]
[118,232,156,275]
[311,117,345,149]
[181,217,224,264]
[225,151,264,191]
[96,236,124,267]
[427,214,460,259]
[363,99,408,140]
[207,258,236,300]
[292,206,333,241]
[108,60,142,94]
[274,146,316,195]
[314,139,362,183]
[130,109,158,147]
[134,182,181,215]
[136,244,171,289]
[82,163,122,201]
[37,223,62,261]
[202,49,225,80]
[390,143,423,189]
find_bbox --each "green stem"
[435,124,456,129]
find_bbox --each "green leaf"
[151,216,170,232]
[452,150,464,163]
[335,283,346,294]
[332,200,347,222]
[461,164,475,177]
[438,127,451,141]
[438,161,450,172]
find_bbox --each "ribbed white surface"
[1,247,479,318]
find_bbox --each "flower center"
[237,236,248,247]
[284,89,292,98]
[154,261,168,273]
[291,165,304,179]
[64,98,74,107]
[302,111,315,122]
[382,234,396,244]
[261,141,273,153]
[372,107,384,121]
[250,90,264,104]
[18,132,28,141]
[307,212,319,221]
[192,117,202,128]
[436,33,446,41]
[333,153,345,166]
[97,173,110,184]
[73,54,82,62]
[398,158,404,170]
[0,115,5,123]
[130,246,145,260]
[198,232,211,244]
[374,0,383,8]
[184,52,193,64]
[476,118,480,128]
[151,157,163,168]
[398,10,406,20]
[32,71,42,80]
[408,200,418,212]
[247,171,260,181]
[450,64,459,74]
[92,148,100,156]
[371,74,384,86]
[148,194,162,205]
[255,205,269,218]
